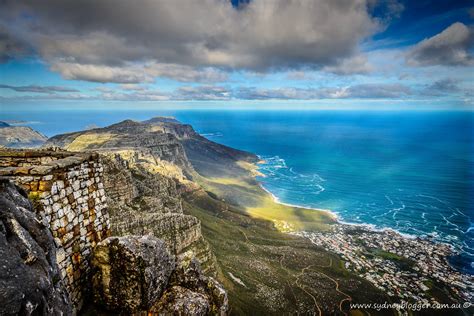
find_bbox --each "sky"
[0,0,473,110]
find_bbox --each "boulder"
[152,285,210,315]
[91,235,175,313]
[0,179,72,316]
[169,257,229,315]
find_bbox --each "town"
[295,225,474,306]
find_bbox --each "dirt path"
[315,258,353,315]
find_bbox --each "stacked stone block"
[0,149,110,308]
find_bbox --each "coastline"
[257,173,423,240]
[254,159,466,249]
[252,160,474,302]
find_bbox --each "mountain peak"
[143,117,180,124]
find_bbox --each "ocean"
[2,107,473,274]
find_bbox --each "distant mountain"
[46,117,258,178]
[0,125,48,148]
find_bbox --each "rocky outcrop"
[163,258,228,315]
[0,180,72,316]
[100,152,217,275]
[45,119,226,276]
[91,235,175,313]
[152,286,211,315]
[0,125,47,148]
[91,235,228,315]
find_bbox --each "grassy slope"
[188,165,468,315]
[183,190,394,315]
[181,136,395,313]
[197,171,335,231]
[181,150,399,315]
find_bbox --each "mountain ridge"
[0,123,48,148]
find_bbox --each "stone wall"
[0,149,110,308]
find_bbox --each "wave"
[258,155,326,195]
[4,120,42,125]
[255,155,473,270]
[200,132,223,137]
[385,195,394,205]
[258,183,332,213]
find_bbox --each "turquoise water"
[2,108,473,274]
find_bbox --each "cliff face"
[44,118,242,275]
[100,152,215,273]
[91,235,228,315]
[0,180,73,315]
[46,119,193,172]
[0,124,48,148]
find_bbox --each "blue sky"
[0,0,473,110]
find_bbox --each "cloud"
[421,78,467,97]
[98,89,169,101]
[286,71,313,81]
[50,63,153,84]
[146,64,228,83]
[118,84,149,91]
[95,85,231,101]
[0,0,379,82]
[322,55,373,75]
[0,25,30,63]
[367,0,404,22]
[406,22,474,66]
[48,61,229,84]
[0,84,78,93]
[236,87,320,100]
[426,78,460,92]
[93,85,230,101]
[0,82,425,101]
[236,83,412,100]
[345,83,411,98]
[173,86,231,100]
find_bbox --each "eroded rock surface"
[0,180,72,315]
[152,286,211,315]
[91,235,228,315]
[91,235,175,313]
[165,258,229,315]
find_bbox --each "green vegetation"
[182,143,396,314]
[195,170,335,233]
[370,249,403,261]
[28,191,43,210]
[365,248,415,271]
[183,190,392,315]
[65,133,116,151]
